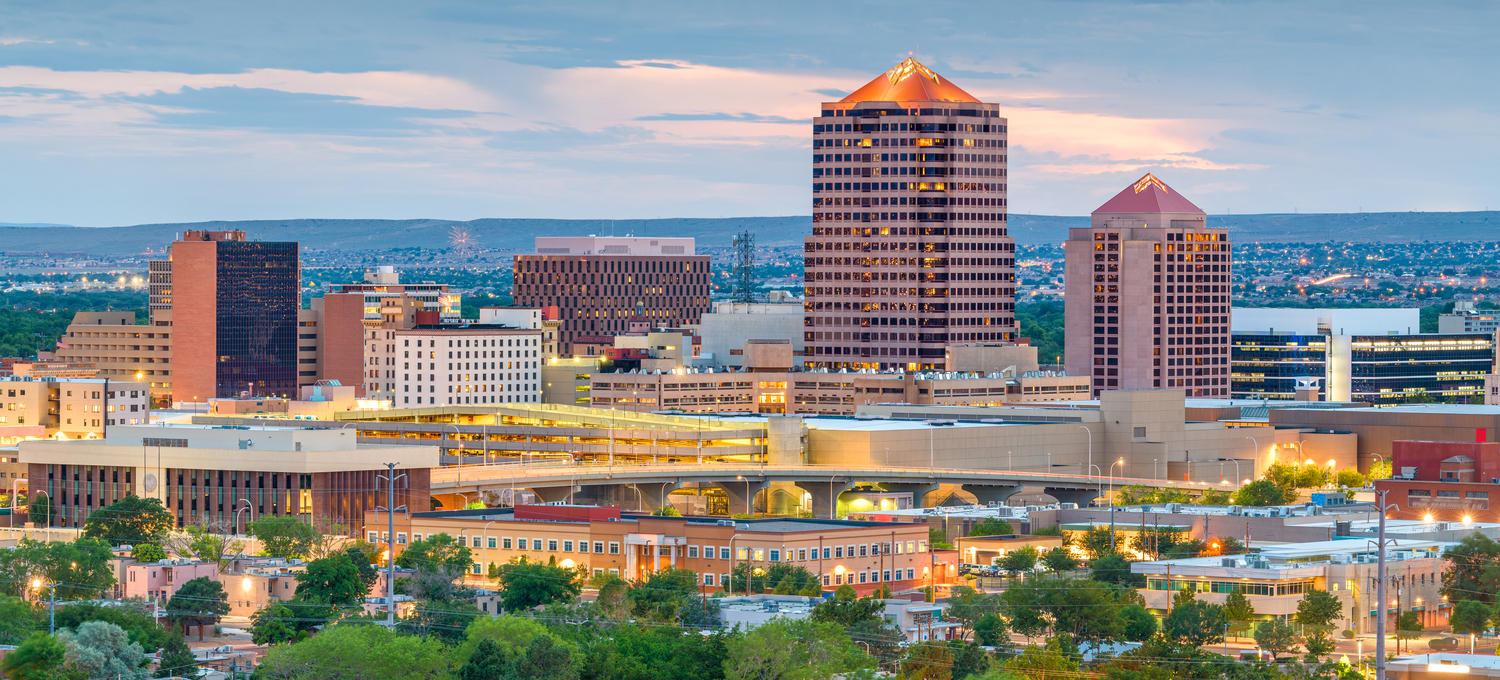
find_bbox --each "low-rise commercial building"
[370,505,936,596]
[1132,539,1452,634]
[0,376,150,445]
[19,424,436,531]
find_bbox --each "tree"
[1119,604,1158,642]
[82,495,174,546]
[490,557,583,612]
[154,635,198,679]
[248,604,297,646]
[52,602,174,654]
[1443,533,1500,605]
[948,641,991,680]
[1396,611,1424,650]
[1000,546,1039,578]
[1005,638,1081,680]
[1163,599,1227,647]
[901,641,954,680]
[396,532,474,575]
[454,635,575,680]
[1253,619,1299,661]
[164,577,229,641]
[166,523,244,568]
[652,506,682,517]
[723,617,871,680]
[811,590,887,628]
[968,519,1014,537]
[1041,547,1078,574]
[246,516,320,560]
[1233,480,1293,507]
[1452,599,1491,637]
[1335,469,1367,489]
[1090,554,1144,587]
[627,567,706,623]
[131,543,167,563]
[0,596,42,645]
[457,638,511,680]
[1000,577,1125,644]
[974,613,1009,647]
[0,537,117,600]
[253,622,450,680]
[2,633,66,680]
[1368,459,1393,480]
[1197,489,1232,505]
[763,564,820,595]
[1297,587,1343,662]
[1078,526,1117,559]
[61,621,148,680]
[295,553,368,607]
[27,494,55,526]
[1128,527,1183,560]
[345,545,380,592]
[1223,590,1256,636]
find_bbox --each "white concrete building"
[388,323,544,407]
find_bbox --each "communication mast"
[731,231,756,303]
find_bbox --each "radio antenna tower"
[731,231,756,303]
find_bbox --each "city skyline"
[0,1,1495,226]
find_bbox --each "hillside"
[2,211,1495,256]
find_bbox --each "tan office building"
[52,312,174,406]
[1064,174,1230,397]
[0,375,149,444]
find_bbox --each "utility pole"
[377,462,408,628]
[1375,488,1391,680]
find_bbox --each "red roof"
[841,58,981,104]
[1092,174,1204,215]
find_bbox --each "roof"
[840,58,982,105]
[1093,173,1205,215]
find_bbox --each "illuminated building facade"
[805,58,1014,370]
[512,237,711,357]
[1233,331,1494,404]
[1064,174,1230,397]
[169,231,301,402]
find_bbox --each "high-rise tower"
[804,58,1014,371]
[1064,174,1231,397]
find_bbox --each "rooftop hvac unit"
[1166,503,1181,513]
[1221,558,1239,567]
[1227,505,1242,515]
[1060,503,1078,510]
[1436,522,1451,531]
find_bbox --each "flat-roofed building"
[512,237,710,357]
[19,424,436,531]
[0,376,149,445]
[377,322,544,408]
[52,312,173,405]
[1132,539,1452,634]
[371,504,934,596]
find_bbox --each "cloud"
[634,112,803,124]
[810,88,847,97]
[127,86,477,135]
[1220,128,1294,145]
[486,125,656,151]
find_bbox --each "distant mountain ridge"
[1,211,1494,256]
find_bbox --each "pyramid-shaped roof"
[840,58,982,104]
[1093,174,1205,215]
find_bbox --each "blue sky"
[0,0,1495,226]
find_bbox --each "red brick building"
[1375,439,1500,522]
[512,237,710,357]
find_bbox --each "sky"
[0,0,1496,226]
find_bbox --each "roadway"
[427,461,1220,514]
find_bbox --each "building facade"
[52,312,174,405]
[168,230,301,403]
[806,59,1014,372]
[0,376,149,444]
[19,424,436,531]
[372,505,935,596]
[1233,330,1494,404]
[372,323,543,407]
[1065,174,1229,397]
[512,237,711,357]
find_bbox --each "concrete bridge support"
[635,481,684,512]
[879,482,943,508]
[803,479,857,519]
[713,479,769,516]
[961,483,1024,507]
[1044,487,1101,507]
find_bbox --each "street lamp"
[234,499,254,536]
[1109,458,1124,505]
[1078,426,1092,487]
[32,578,56,636]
